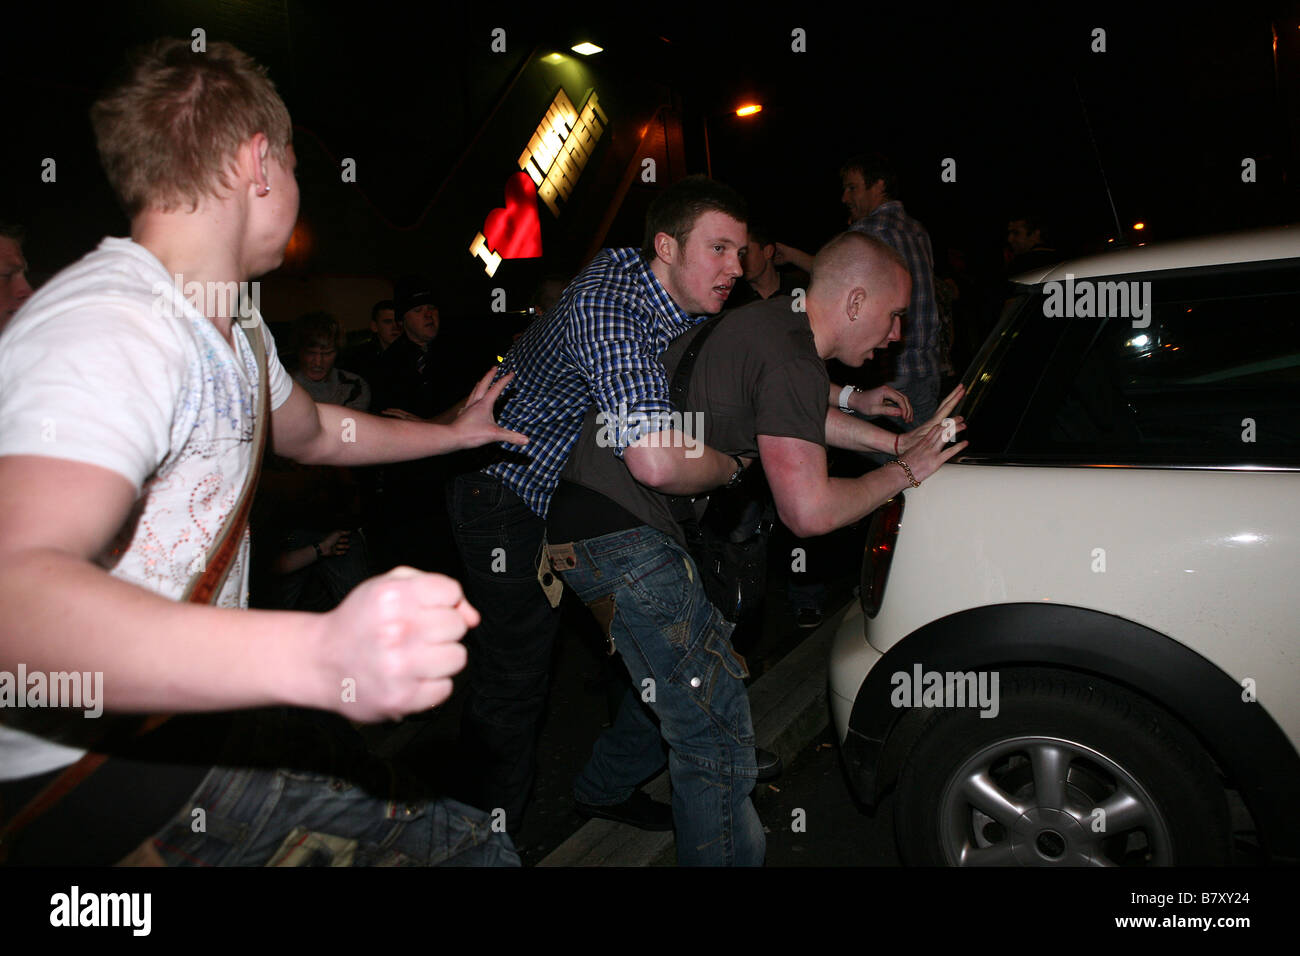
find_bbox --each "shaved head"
[809,231,908,300]
[805,231,912,366]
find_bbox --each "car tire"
[893,669,1231,865]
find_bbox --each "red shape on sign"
[481,172,543,260]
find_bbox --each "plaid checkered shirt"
[485,247,705,518]
[850,200,941,383]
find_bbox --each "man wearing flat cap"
[372,275,462,575]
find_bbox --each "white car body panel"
[1009,224,1300,285]
[830,464,1300,749]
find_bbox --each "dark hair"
[294,311,340,350]
[746,221,774,248]
[840,152,898,201]
[1008,215,1045,240]
[641,175,747,260]
[0,222,24,243]
[371,299,395,321]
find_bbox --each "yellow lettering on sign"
[518,151,545,185]
[468,231,503,277]
[512,88,608,219]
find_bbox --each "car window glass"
[1005,262,1300,466]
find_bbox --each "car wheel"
[893,670,1230,865]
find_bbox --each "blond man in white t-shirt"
[0,39,526,865]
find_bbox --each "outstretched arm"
[773,242,814,273]
[273,367,527,466]
[760,423,968,538]
[825,383,966,454]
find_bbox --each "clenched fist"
[310,567,479,722]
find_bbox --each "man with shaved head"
[547,230,967,865]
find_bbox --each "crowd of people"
[0,37,1059,867]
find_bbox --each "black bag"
[687,475,774,622]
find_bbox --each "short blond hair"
[91,38,293,217]
[810,231,909,298]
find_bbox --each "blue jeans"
[888,374,941,434]
[147,710,518,866]
[149,766,518,866]
[447,471,561,835]
[548,526,764,866]
[859,374,942,467]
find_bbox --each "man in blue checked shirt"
[447,176,754,838]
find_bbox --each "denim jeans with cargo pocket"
[146,709,519,866]
[549,525,764,866]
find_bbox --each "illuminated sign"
[469,87,608,276]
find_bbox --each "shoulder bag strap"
[667,314,727,526]
[0,321,272,861]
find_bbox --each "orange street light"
[735,104,763,117]
[1133,222,1146,230]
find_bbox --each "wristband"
[894,432,900,456]
[725,454,746,489]
[892,458,921,488]
[837,384,857,413]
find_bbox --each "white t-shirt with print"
[0,237,294,779]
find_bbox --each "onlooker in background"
[1005,215,1060,275]
[727,221,804,308]
[339,298,399,387]
[371,275,462,575]
[373,276,455,420]
[292,310,370,410]
[0,222,34,333]
[252,310,373,611]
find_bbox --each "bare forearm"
[273,543,320,575]
[0,551,327,715]
[624,436,738,495]
[781,464,909,537]
[297,403,472,465]
[824,408,898,454]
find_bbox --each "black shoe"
[755,747,783,782]
[575,790,673,831]
[795,607,824,629]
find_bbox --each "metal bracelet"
[892,458,920,488]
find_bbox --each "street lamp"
[703,103,763,178]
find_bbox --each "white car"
[829,226,1300,866]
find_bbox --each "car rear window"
[960,259,1300,467]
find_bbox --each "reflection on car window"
[1002,263,1300,466]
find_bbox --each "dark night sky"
[3,1,1297,289]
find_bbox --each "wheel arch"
[843,602,1300,863]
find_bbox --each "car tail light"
[860,494,905,619]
